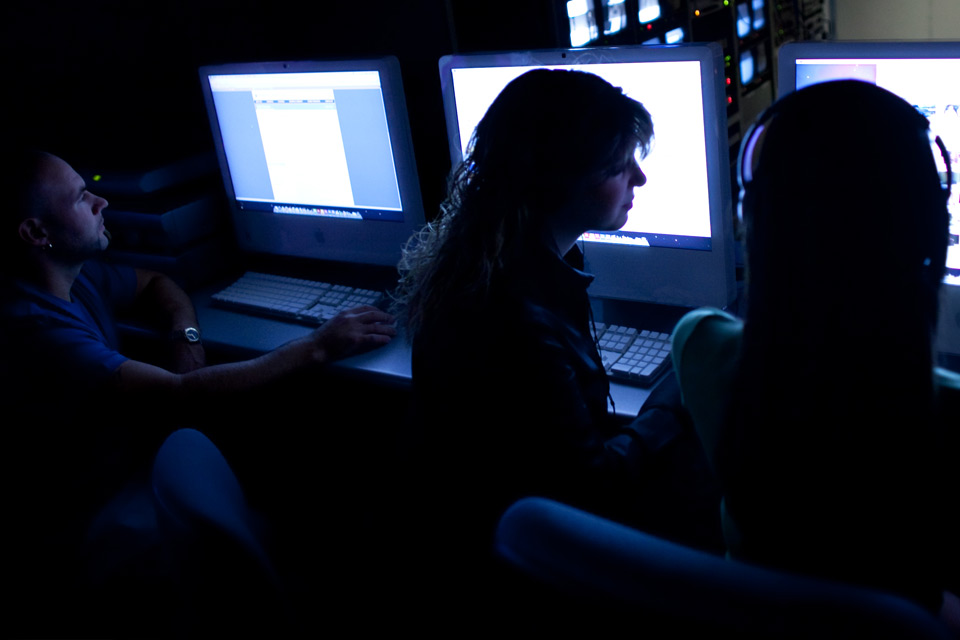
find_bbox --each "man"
[1,150,397,632]
[2,150,396,399]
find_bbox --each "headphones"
[737,80,951,304]
[737,84,953,225]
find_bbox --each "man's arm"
[134,268,206,372]
[112,305,396,395]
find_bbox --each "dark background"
[2,1,572,220]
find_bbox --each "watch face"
[184,327,201,342]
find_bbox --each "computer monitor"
[438,44,736,309]
[777,41,960,355]
[198,56,425,268]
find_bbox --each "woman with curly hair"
[394,69,720,559]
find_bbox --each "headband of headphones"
[737,80,953,225]
[736,79,950,294]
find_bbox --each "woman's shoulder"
[670,307,743,444]
[671,308,742,370]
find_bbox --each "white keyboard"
[595,323,672,387]
[212,272,382,326]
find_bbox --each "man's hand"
[309,305,397,363]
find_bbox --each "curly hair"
[393,69,653,338]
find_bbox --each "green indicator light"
[93,174,102,182]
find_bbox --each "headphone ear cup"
[739,173,764,250]
[739,183,755,226]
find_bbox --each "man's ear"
[18,218,50,247]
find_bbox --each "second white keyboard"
[595,323,672,387]
[212,272,382,326]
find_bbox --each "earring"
[44,243,53,251]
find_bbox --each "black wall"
[2,1,572,220]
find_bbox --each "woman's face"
[579,147,647,232]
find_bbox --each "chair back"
[494,496,952,639]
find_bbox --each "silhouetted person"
[393,70,722,595]
[672,80,959,628]
[1,149,396,634]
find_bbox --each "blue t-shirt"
[2,261,142,573]
[0,261,137,393]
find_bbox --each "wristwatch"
[169,326,202,344]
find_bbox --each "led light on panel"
[603,0,627,35]
[737,2,752,37]
[567,0,599,46]
[740,49,755,84]
[752,0,766,30]
[638,0,661,24]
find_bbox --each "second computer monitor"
[438,44,736,309]
[199,56,425,268]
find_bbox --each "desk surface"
[192,285,660,419]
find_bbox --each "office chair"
[151,428,292,635]
[493,496,953,639]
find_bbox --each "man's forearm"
[115,332,321,395]
[134,269,205,372]
[135,269,199,330]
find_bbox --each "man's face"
[36,154,110,259]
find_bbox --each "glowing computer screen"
[199,56,425,267]
[438,44,736,308]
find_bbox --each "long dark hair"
[394,68,653,338]
[726,80,951,595]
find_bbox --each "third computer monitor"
[777,40,960,355]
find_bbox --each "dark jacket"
[411,244,660,539]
